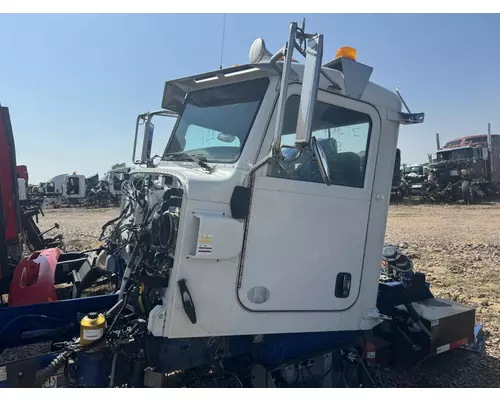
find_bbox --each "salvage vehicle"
[403,164,428,196]
[0,105,63,295]
[390,149,409,200]
[103,166,130,206]
[0,20,479,388]
[33,172,118,208]
[428,130,500,203]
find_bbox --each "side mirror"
[295,34,324,149]
[217,132,236,143]
[311,137,331,186]
[133,110,177,166]
[141,119,155,163]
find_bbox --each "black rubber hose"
[32,296,127,387]
[34,350,72,387]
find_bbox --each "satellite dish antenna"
[249,38,272,64]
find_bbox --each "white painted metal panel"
[238,91,381,312]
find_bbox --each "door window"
[267,95,372,188]
[67,177,80,195]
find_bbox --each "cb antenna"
[219,13,227,70]
[395,86,412,114]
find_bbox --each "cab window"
[267,95,372,188]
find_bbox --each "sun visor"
[162,81,189,114]
[161,65,277,113]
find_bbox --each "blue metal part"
[0,294,118,351]
[76,351,110,387]
[0,294,118,388]
[474,322,483,339]
[254,331,359,365]
[150,330,359,376]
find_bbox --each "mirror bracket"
[132,110,177,166]
[295,34,323,149]
[271,22,298,157]
[387,110,425,125]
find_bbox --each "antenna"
[219,14,227,70]
[395,86,412,114]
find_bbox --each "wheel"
[461,180,475,204]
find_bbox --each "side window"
[267,95,372,188]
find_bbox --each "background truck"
[426,129,500,203]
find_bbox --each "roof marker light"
[335,46,357,61]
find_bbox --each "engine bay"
[99,173,184,319]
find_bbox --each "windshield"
[444,139,462,147]
[408,166,423,174]
[465,136,487,144]
[437,147,473,162]
[163,77,269,163]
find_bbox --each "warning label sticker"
[83,328,104,341]
[198,234,213,254]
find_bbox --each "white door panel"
[240,180,369,311]
[238,88,381,313]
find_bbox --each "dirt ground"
[384,203,500,387]
[36,204,500,387]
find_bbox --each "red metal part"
[8,247,62,307]
[0,107,20,246]
[16,165,28,183]
[1,106,22,283]
[443,134,500,149]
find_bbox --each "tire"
[461,180,475,204]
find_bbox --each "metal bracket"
[363,308,392,321]
[387,110,425,125]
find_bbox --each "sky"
[1,13,500,183]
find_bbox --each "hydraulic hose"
[34,350,72,387]
[32,298,126,387]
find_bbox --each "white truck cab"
[48,173,86,201]
[119,21,424,339]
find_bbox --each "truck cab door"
[237,85,381,312]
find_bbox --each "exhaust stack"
[488,123,494,175]
[487,123,492,152]
[436,133,441,151]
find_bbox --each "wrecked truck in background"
[391,149,409,200]
[425,129,500,203]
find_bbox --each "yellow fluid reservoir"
[80,312,106,346]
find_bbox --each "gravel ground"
[35,204,500,387]
[38,207,120,251]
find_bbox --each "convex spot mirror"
[311,136,331,186]
[217,132,236,143]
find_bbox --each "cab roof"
[161,62,402,116]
